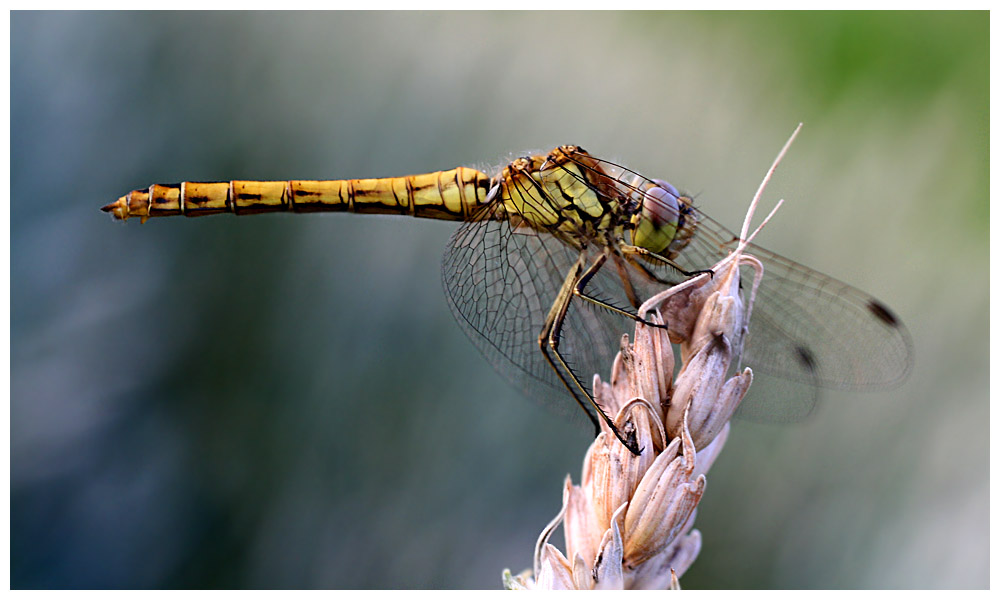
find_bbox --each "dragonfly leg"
[611,251,643,309]
[624,255,680,287]
[573,249,669,331]
[538,254,642,455]
[620,244,714,279]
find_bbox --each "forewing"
[441,201,634,423]
[561,151,912,421]
[444,149,913,427]
[679,212,914,392]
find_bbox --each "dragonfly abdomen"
[102,167,494,223]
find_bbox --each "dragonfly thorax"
[496,148,631,245]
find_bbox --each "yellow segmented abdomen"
[101,167,494,223]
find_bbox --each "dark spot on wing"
[867,300,900,327]
[795,345,817,373]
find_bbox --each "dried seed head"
[622,419,705,567]
[507,244,766,589]
[505,127,801,590]
[591,505,626,589]
[562,476,600,571]
[534,543,573,589]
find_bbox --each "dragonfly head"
[631,179,689,255]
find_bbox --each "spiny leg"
[572,248,669,331]
[537,254,641,455]
[611,251,642,309]
[620,244,714,279]
[625,254,680,287]
[537,256,601,431]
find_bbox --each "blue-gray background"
[11,11,987,589]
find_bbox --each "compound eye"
[651,178,680,198]
[642,184,680,227]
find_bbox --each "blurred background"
[11,11,987,589]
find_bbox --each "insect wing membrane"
[684,213,914,391]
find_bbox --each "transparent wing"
[680,213,914,390]
[444,149,913,426]
[441,190,647,425]
[560,151,914,421]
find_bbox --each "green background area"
[11,11,987,589]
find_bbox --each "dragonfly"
[102,145,913,454]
